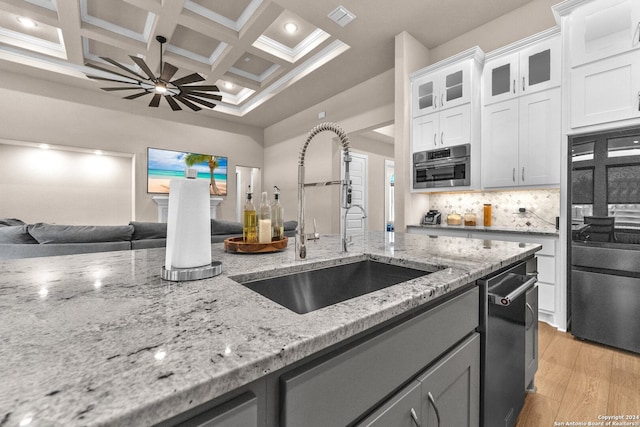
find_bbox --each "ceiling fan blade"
[99,57,148,80]
[181,85,219,93]
[171,72,205,86]
[85,63,141,83]
[174,95,202,111]
[182,94,217,109]
[160,62,179,82]
[124,91,151,100]
[130,56,156,81]
[101,86,145,91]
[149,93,162,107]
[87,75,140,85]
[184,91,222,101]
[165,96,182,111]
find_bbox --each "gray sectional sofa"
[0,218,297,260]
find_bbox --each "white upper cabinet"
[411,52,479,118]
[555,0,640,128]
[483,31,561,105]
[409,47,484,192]
[481,29,561,189]
[413,104,471,151]
[482,91,561,189]
[568,0,640,67]
[570,51,640,127]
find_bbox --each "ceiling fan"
[85,35,221,111]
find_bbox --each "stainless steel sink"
[235,259,433,314]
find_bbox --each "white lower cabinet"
[357,334,480,427]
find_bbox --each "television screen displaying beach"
[147,147,227,196]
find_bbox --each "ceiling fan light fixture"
[155,82,168,94]
[85,35,220,112]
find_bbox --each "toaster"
[423,210,441,225]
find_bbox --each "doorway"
[341,152,368,239]
[385,160,395,231]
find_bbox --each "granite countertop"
[408,223,560,236]
[0,232,540,426]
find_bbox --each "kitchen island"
[0,232,540,426]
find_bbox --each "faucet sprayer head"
[298,122,351,167]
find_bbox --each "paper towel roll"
[165,179,211,269]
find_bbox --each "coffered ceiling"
[0,0,536,127]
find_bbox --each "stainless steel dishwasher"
[479,257,538,427]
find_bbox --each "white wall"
[0,142,133,225]
[0,71,264,223]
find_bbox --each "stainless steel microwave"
[413,144,470,189]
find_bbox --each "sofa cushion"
[0,225,38,244]
[130,221,167,240]
[0,218,26,227]
[28,223,134,244]
[211,219,243,235]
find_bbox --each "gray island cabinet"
[0,232,538,427]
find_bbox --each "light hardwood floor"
[515,322,640,427]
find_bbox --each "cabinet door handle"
[428,392,441,427]
[433,133,437,147]
[410,408,421,427]
[638,92,640,111]
[440,131,444,145]
[440,93,444,108]
[513,168,516,182]
[522,76,526,92]
[513,79,516,94]
[526,302,535,330]
[522,167,525,182]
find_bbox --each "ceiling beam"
[55,0,83,64]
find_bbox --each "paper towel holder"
[161,260,223,282]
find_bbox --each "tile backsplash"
[427,189,560,230]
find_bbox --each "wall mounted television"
[147,147,228,196]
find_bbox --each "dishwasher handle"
[489,276,537,306]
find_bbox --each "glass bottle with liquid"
[243,186,257,243]
[258,192,272,243]
[271,186,284,241]
[483,204,492,227]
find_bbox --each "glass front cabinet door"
[483,32,560,105]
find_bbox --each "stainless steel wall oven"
[413,143,470,189]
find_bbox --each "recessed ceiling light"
[94,150,103,156]
[284,22,298,33]
[17,17,37,28]
[39,143,49,150]
[224,82,235,90]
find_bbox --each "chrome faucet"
[342,204,367,251]
[296,122,353,260]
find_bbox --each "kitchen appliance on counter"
[413,143,470,189]
[422,209,441,225]
[479,257,538,427]
[569,126,640,354]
